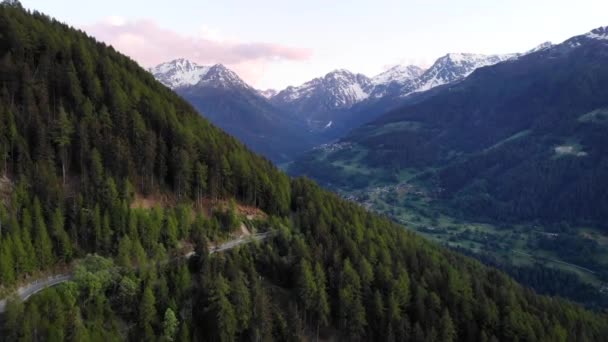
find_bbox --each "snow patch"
[554,145,587,157]
[371,65,424,86]
[274,69,372,108]
[151,60,251,91]
[585,26,608,41]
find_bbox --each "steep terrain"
[291,26,608,223]
[289,25,608,307]
[0,3,607,341]
[151,60,318,163]
[271,69,374,138]
[271,52,523,141]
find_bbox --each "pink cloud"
[83,18,312,86]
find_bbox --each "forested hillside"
[0,2,607,341]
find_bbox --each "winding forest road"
[0,232,271,314]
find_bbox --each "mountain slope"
[290,26,608,225]
[0,4,607,341]
[271,69,373,137]
[151,60,318,162]
[369,64,425,98]
[271,52,520,141]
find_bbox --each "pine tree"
[9,232,26,275]
[117,235,132,267]
[162,308,179,342]
[51,207,72,261]
[139,285,158,340]
[194,161,208,207]
[19,217,36,273]
[297,260,317,323]
[92,204,102,252]
[230,272,252,333]
[163,210,178,248]
[209,275,237,342]
[439,309,457,342]
[0,239,15,284]
[101,210,112,253]
[51,106,74,185]
[32,198,54,268]
[314,261,330,340]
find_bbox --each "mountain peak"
[150,59,211,89]
[526,41,553,54]
[402,52,515,95]
[150,60,250,90]
[585,26,608,41]
[327,68,355,76]
[200,64,249,89]
[371,64,425,86]
[273,69,372,109]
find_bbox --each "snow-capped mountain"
[525,41,553,54]
[272,52,516,113]
[150,59,250,90]
[369,65,425,98]
[270,70,374,135]
[150,59,321,162]
[371,65,425,86]
[149,58,212,89]
[401,53,516,96]
[272,69,372,110]
[584,25,608,41]
[561,25,608,49]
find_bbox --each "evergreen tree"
[51,207,72,261]
[0,239,15,284]
[314,261,330,339]
[297,259,317,323]
[139,285,158,340]
[162,308,179,342]
[439,309,457,342]
[208,275,237,342]
[32,198,54,268]
[51,106,74,185]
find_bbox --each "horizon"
[20,0,608,89]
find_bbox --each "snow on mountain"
[194,64,251,89]
[584,26,608,41]
[371,65,425,86]
[525,41,553,54]
[150,59,250,90]
[273,69,372,109]
[406,53,516,95]
[258,89,278,98]
[149,58,212,89]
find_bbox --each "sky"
[22,0,608,90]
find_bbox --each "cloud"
[83,18,312,86]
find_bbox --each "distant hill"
[290,26,608,226]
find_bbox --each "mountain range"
[2,3,608,340]
[289,26,608,225]
[152,46,546,161]
[150,59,320,162]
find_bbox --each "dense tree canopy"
[0,2,607,341]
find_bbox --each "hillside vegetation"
[0,3,607,341]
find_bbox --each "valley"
[287,27,608,311]
[300,139,608,308]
